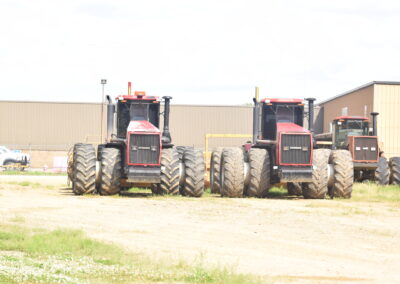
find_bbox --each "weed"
[0,224,265,284]
[0,171,67,176]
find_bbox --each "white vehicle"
[0,146,30,169]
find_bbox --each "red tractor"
[315,113,400,185]
[69,82,205,197]
[210,96,354,199]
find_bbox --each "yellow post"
[255,86,259,102]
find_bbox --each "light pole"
[100,79,107,143]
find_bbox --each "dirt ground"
[1,176,400,283]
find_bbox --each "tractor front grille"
[280,134,311,165]
[352,137,379,162]
[129,134,160,164]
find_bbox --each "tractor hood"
[127,120,160,133]
[277,122,310,134]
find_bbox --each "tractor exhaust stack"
[371,112,379,136]
[306,98,316,133]
[162,96,172,144]
[252,87,261,144]
[106,95,115,141]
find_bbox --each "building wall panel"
[373,84,400,157]
[0,101,252,155]
[320,85,374,133]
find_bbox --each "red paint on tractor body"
[275,122,313,166]
[126,120,161,166]
[116,95,159,101]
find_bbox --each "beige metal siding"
[169,105,252,150]
[0,101,252,152]
[0,101,106,150]
[373,84,400,157]
[320,85,374,133]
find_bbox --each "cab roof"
[115,94,159,101]
[260,98,304,104]
[334,116,369,121]
[115,82,160,101]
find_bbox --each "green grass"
[0,170,67,176]
[350,182,400,204]
[0,224,265,283]
[4,181,57,190]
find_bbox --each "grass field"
[1,180,399,283]
[0,170,67,176]
[0,224,265,284]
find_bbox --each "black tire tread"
[99,148,122,195]
[389,157,400,185]
[157,148,180,195]
[287,182,303,196]
[302,149,330,199]
[375,157,390,185]
[73,144,96,195]
[246,148,270,198]
[210,148,223,194]
[330,150,353,198]
[220,148,244,198]
[182,148,205,197]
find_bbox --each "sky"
[1,0,400,105]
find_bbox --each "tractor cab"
[331,116,369,148]
[115,83,160,139]
[260,98,306,140]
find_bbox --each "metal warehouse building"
[316,81,400,158]
[1,80,400,168]
[0,101,253,168]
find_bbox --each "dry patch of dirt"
[1,177,400,283]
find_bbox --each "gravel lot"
[1,175,400,283]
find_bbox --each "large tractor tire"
[99,148,122,195]
[389,157,400,185]
[302,149,330,199]
[329,150,353,198]
[246,148,270,198]
[97,144,106,161]
[375,157,390,185]
[156,148,180,195]
[210,148,223,194]
[287,182,303,196]
[67,143,85,187]
[176,146,193,161]
[73,144,96,195]
[220,148,244,198]
[181,148,205,197]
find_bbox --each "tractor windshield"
[116,101,160,138]
[262,103,304,140]
[276,105,296,123]
[130,103,149,121]
[334,119,369,147]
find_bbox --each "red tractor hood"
[277,122,310,134]
[127,120,160,133]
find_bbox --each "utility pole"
[100,79,107,143]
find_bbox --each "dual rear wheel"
[71,144,204,197]
[211,147,354,199]
[302,149,353,199]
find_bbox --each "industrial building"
[0,101,253,168]
[316,81,400,158]
[1,80,400,168]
